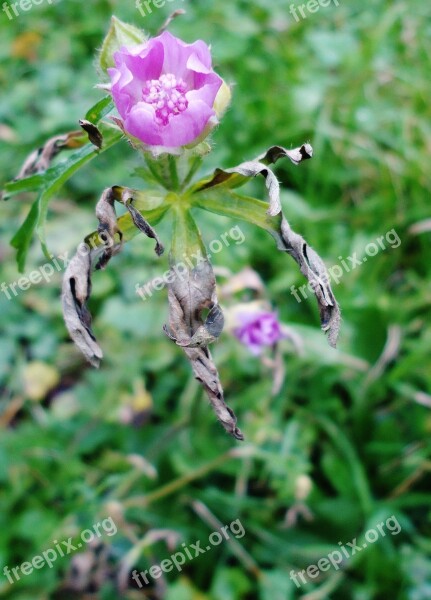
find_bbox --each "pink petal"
[123,103,162,146]
[157,100,215,147]
[186,74,223,110]
[115,41,164,82]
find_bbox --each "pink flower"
[108,31,224,149]
[233,311,285,355]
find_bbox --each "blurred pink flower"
[234,311,285,355]
[108,31,223,149]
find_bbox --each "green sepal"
[99,16,147,73]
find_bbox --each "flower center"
[142,73,188,126]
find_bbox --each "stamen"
[142,73,189,126]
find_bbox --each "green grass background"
[0,0,430,598]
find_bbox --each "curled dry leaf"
[94,187,123,270]
[63,186,165,365]
[258,143,313,166]
[62,250,103,367]
[13,117,108,181]
[280,216,341,347]
[120,187,164,257]
[15,131,82,180]
[95,186,164,269]
[224,161,281,216]
[165,257,243,440]
[193,142,340,347]
[197,143,313,217]
[79,119,103,149]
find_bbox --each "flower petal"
[186,73,223,107]
[115,40,164,82]
[158,31,213,77]
[123,103,162,146]
[108,31,227,149]
[156,100,215,147]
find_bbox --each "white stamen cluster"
[142,73,188,126]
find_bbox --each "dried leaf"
[120,188,164,257]
[185,345,244,440]
[94,187,123,270]
[12,105,116,181]
[258,143,313,165]
[191,142,340,347]
[280,216,341,347]
[79,119,103,149]
[61,250,103,367]
[95,186,164,269]
[63,186,166,365]
[195,143,313,217]
[165,212,243,439]
[168,302,225,349]
[224,161,281,216]
[15,131,84,180]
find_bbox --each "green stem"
[143,155,167,188]
[301,573,344,600]
[123,449,239,508]
[168,154,180,191]
[181,155,203,191]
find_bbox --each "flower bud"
[214,80,232,119]
[99,16,147,73]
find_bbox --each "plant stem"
[123,449,240,508]
[181,155,203,190]
[143,155,167,188]
[168,154,180,191]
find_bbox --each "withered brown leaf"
[165,257,243,440]
[63,186,165,366]
[62,250,103,367]
[95,186,164,270]
[79,119,103,149]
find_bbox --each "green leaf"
[3,173,47,197]
[10,199,39,273]
[313,414,373,516]
[36,123,122,253]
[189,143,313,195]
[99,16,147,73]
[191,187,341,348]
[259,569,296,600]
[171,206,207,264]
[3,97,114,201]
[85,96,114,122]
[191,188,284,247]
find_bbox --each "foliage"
[0,1,430,599]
